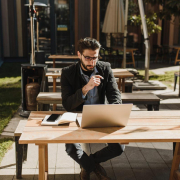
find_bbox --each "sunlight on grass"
[137,70,177,89]
[0,77,21,86]
[138,70,177,82]
[0,63,21,134]
[0,63,21,163]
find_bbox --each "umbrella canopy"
[102,0,125,33]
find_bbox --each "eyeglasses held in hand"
[82,54,98,62]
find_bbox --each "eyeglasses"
[82,54,98,62]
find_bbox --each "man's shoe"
[80,167,90,180]
[93,163,111,180]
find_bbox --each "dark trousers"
[65,143,125,173]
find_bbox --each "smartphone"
[46,114,60,122]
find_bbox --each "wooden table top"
[113,71,134,78]
[48,55,79,59]
[19,111,180,144]
[46,68,133,78]
[112,47,138,52]
[37,92,62,101]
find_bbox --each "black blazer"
[61,61,122,111]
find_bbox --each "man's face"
[78,49,99,72]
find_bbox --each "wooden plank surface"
[14,120,27,136]
[121,93,160,101]
[36,92,62,103]
[19,111,180,144]
[48,55,78,59]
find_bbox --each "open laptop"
[77,104,133,128]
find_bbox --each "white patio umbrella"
[102,0,128,69]
[102,0,124,47]
[102,0,125,33]
[102,0,150,81]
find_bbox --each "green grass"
[0,62,22,163]
[0,62,22,134]
[0,138,13,163]
[137,70,177,88]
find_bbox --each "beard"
[80,58,95,72]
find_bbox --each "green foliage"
[137,70,176,83]
[0,138,13,163]
[129,12,162,36]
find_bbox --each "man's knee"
[65,144,76,156]
[65,143,83,158]
[108,143,125,156]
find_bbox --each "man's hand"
[82,75,104,96]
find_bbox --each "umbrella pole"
[29,0,36,65]
[123,0,128,68]
[36,11,39,52]
[138,0,150,82]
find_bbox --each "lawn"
[0,62,22,163]
[137,70,176,88]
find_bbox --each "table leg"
[131,51,136,68]
[15,136,23,179]
[38,144,47,180]
[122,78,125,92]
[53,59,55,68]
[53,77,57,111]
[45,144,48,173]
[174,49,180,65]
[169,142,180,180]
[179,74,180,97]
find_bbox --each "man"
[61,37,124,180]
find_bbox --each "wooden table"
[112,69,134,92]
[19,111,180,180]
[171,46,180,65]
[48,55,79,68]
[112,47,138,68]
[46,70,61,110]
[46,68,133,110]
[46,68,133,95]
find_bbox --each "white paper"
[41,112,77,126]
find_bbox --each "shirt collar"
[80,66,98,77]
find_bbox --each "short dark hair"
[78,37,101,54]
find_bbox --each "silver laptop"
[77,104,133,128]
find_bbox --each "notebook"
[41,112,77,126]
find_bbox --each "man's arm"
[105,65,122,104]
[61,69,85,111]
[61,69,104,111]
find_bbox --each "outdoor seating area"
[1,0,180,180]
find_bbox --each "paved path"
[1,64,180,179]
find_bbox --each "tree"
[145,0,180,20]
[129,12,162,36]
[128,0,162,36]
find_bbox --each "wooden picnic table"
[112,69,134,92]
[19,110,180,180]
[46,68,134,94]
[112,47,138,68]
[48,55,79,68]
[46,70,61,110]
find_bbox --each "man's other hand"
[82,75,104,96]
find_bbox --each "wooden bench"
[14,120,28,179]
[115,78,133,92]
[45,61,75,68]
[36,92,62,111]
[37,92,160,111]
[121,93,160,111]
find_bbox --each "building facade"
[0,0,179,63]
